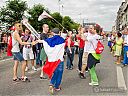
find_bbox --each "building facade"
[116,0,128,32]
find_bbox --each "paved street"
[0,41,128,96]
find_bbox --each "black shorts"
[87,53,100,69]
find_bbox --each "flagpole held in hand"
[38,11,68,33]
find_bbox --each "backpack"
[95,41,104,54]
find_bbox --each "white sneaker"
[49,85,54,95]
[89,82,99,86]
[25,67,28,72]
[32,66,37,71]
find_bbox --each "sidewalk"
[0,52,12,61]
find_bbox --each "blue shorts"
[12,52,24,62]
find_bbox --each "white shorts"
[23,47,34,60]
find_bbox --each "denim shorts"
[12,52,24,62]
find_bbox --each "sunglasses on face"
[17,24,22,27]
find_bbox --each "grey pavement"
[0,41,127,96]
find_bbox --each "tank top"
[11,32,20,52]
[65,37,74,47]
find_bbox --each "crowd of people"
[107,27,128,67]
[0,21,103,94]
[0,32,8,58]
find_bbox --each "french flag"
[42,35,65,78]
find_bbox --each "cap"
[51,28,60,34]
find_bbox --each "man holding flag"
[37,28,65,94]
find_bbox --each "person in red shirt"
[76,27,85,73]
[7,33,13,56]
[65,31,75,70]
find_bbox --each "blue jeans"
[78,48,84,71]
[50,62,64,89]
[123,46,128,65]
[36,50,42,66]
[66,47,75,69]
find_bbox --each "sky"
[0,0,124,31]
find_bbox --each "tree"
[62,16,79,31]
[0,0,27,26]
[50,12,63,29]
[62,16,72,31]
[28,4,50,32]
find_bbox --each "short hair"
[14,21,21,26]
[42,24,48,28]
[117,32,122,37]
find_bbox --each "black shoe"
[40,76,47,80]
[79,72,86,79]
[13,77,21,82]
[121,64,127,68]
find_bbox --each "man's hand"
[32,41,38,45]
[37,40,43,43]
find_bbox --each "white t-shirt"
[123,35,128,46]
[86,33,100,53]
[61,33,67,39]
[84,32,90,52]
[108,37,111,41]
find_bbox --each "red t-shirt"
[65,37,74,48]
[77,35,85,48]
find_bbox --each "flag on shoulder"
[42,35,65,78]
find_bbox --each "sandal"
[13,77,21,82]
[21,76,30,82]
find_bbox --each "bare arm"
[122,31,128,35]
[67,38,72,53]
[37,40,43,43]
[14,32,31,45]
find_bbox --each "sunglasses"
[17,24,22,27]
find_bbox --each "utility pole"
[58,0,64,15]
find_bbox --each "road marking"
[0,58,13,63]
[116,66,127,90]
[28,67,41,74]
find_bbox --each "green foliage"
[50,12,63,29]
[28,4,50,32]
[0,0,79,32]
[0,0,27,25]
[62,16,79,31]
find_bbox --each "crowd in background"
[107,27,128,67]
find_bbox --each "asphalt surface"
[0,41,127,96]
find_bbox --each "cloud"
[0,0,123,31]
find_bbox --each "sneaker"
[68,67,73,70]
[21,76,30,82]
[54,87,61,91]
[89,82,99,86]
[32,66,37,71]
[49,85,54,95]
[40,76,47,80]
[86,70,89,73]
[25,67,28,72]
[79,72,86,79]
[76,69,81,73]
[121,64,127,68]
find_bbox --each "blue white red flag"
[42,35,65,78]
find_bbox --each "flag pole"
[52,18,67,33]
